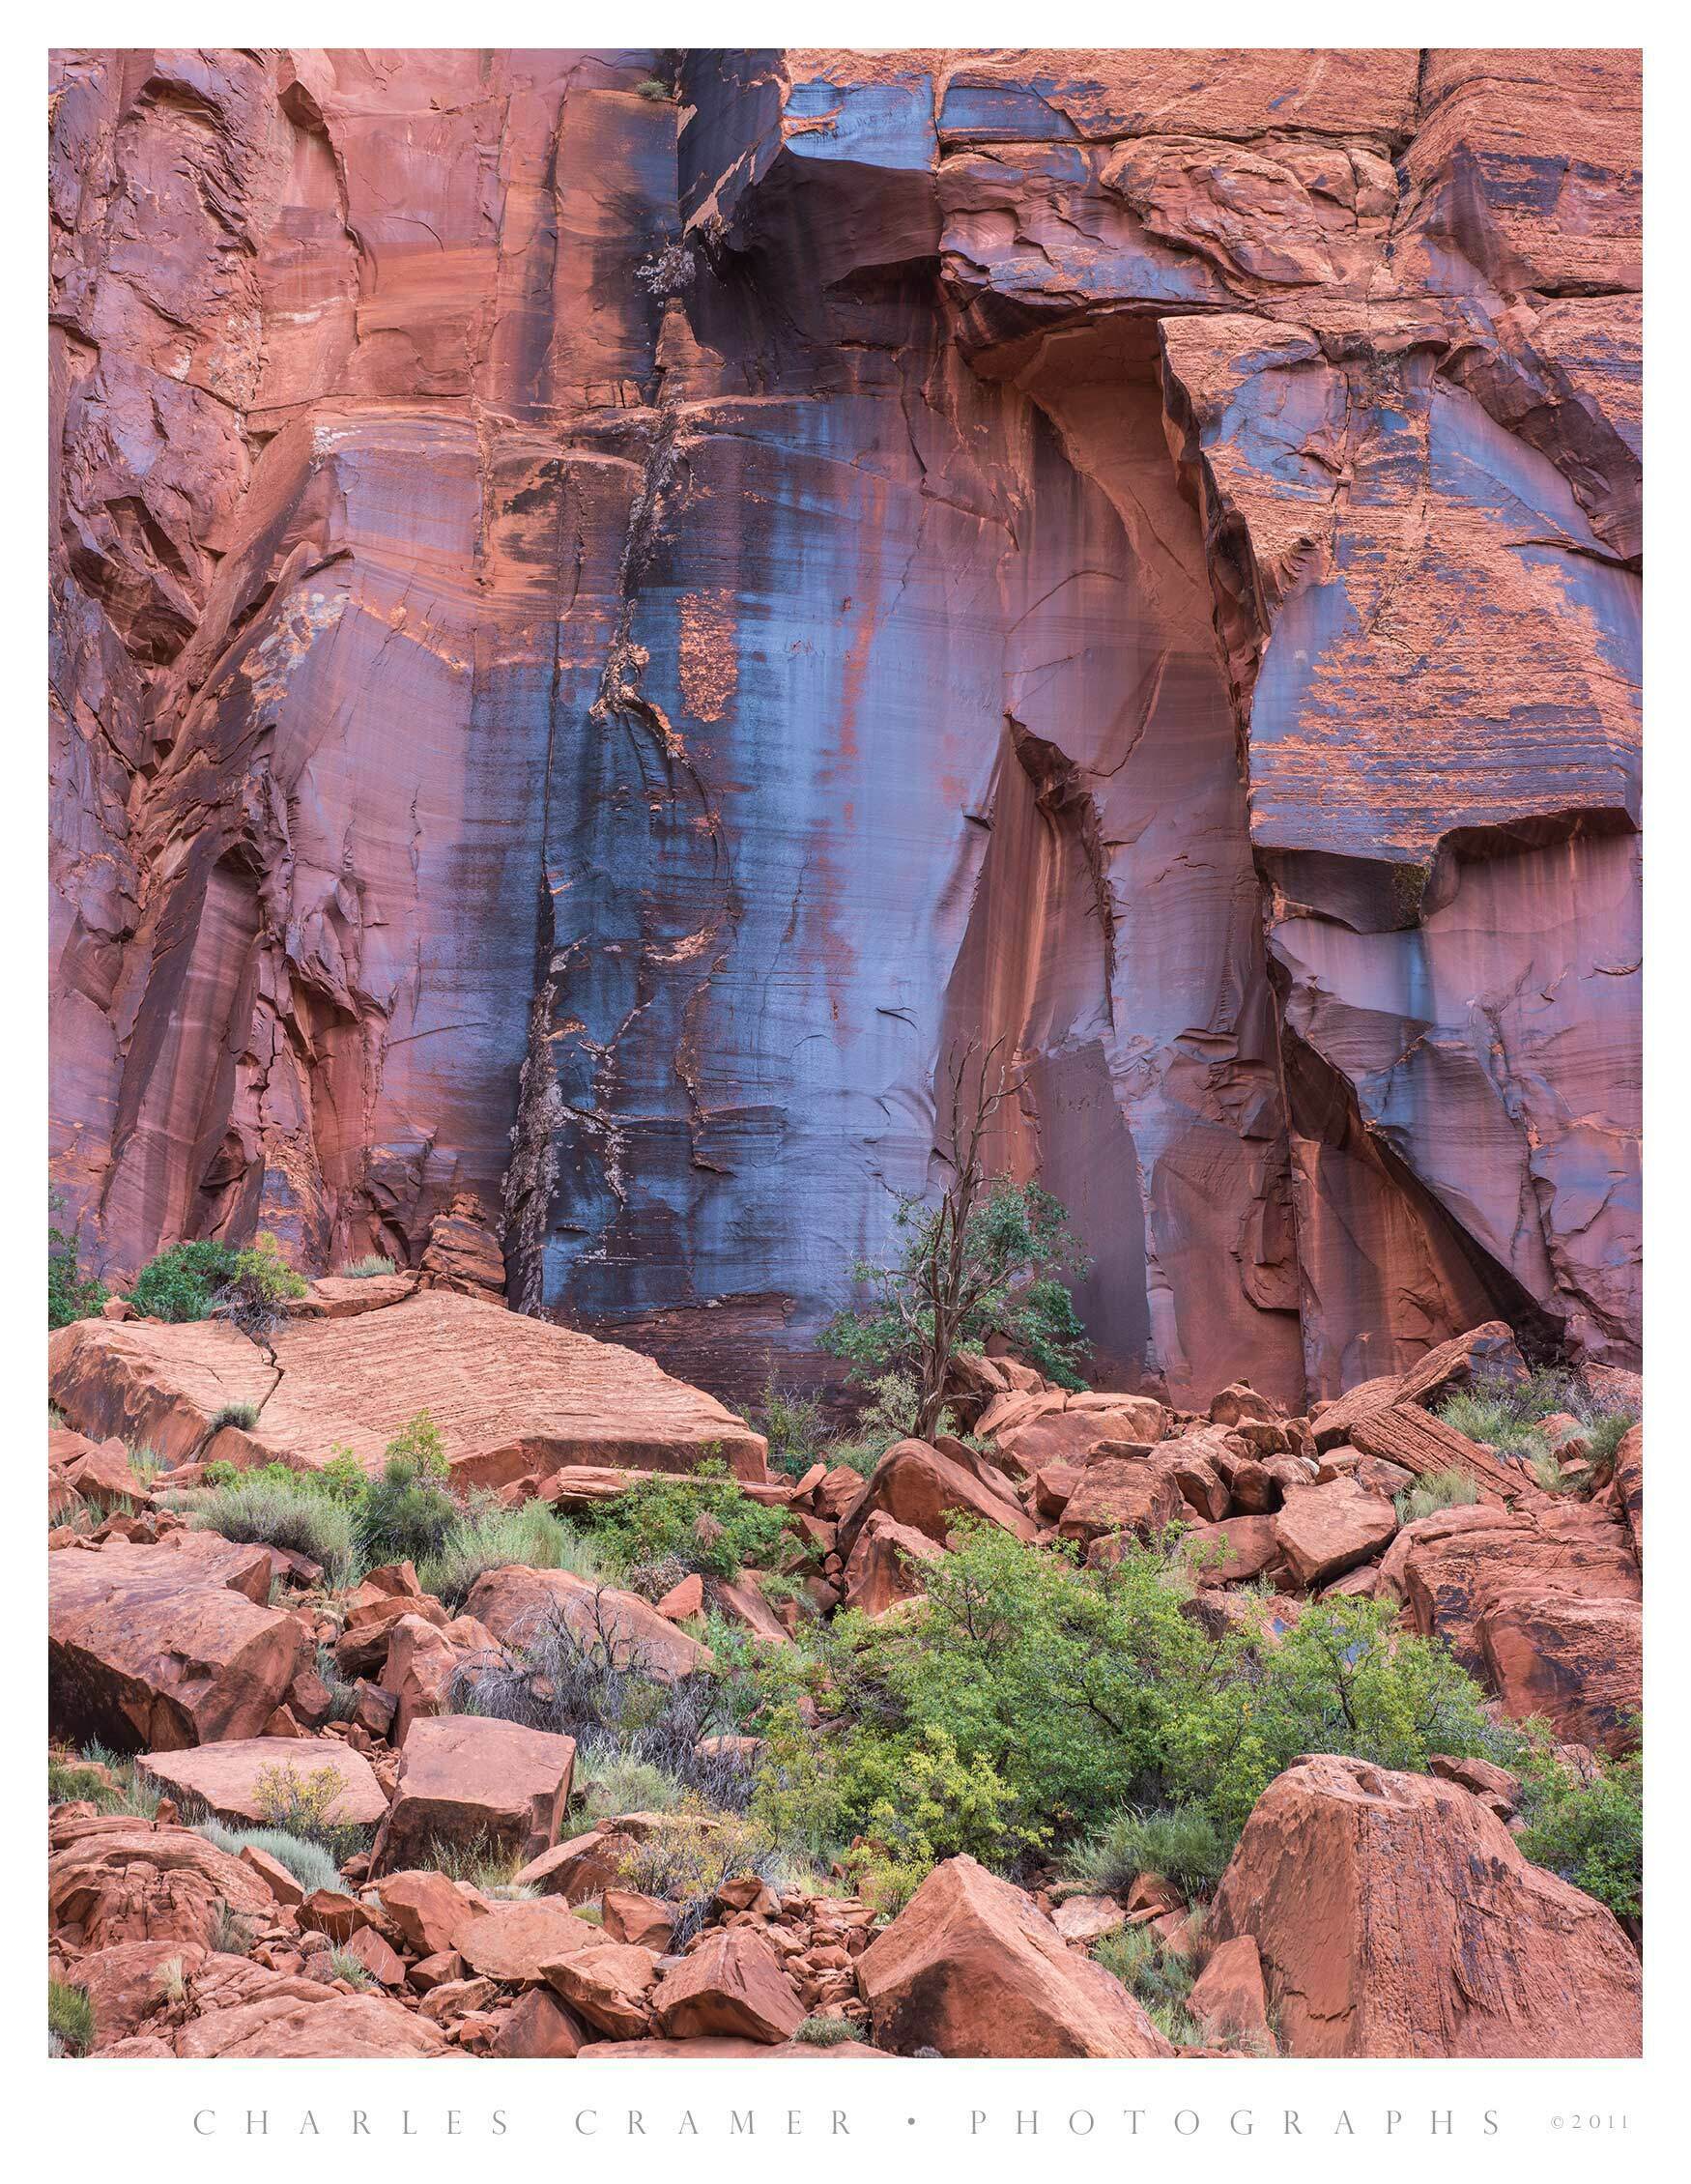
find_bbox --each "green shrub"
[1514,1734,1643,1923]
[48,1977,95,2056]
[793,2014,857,2045]
[128,1238,241,1322]
[47,1742,159,1819]
[635,77,671,100]
[326,1947,373,1990]
[1394,1465,1482,1525]
[195,1820,341,1897]
[48,1192,107,1328]
[342,1254,396,1278]
[757,1378,829,1479]
[192,1468,359,1587]
[821,1174,1091,1402]
[749,1524,1496,1873]
[315,1643,360,1722]
[418,1496,603,1612]
[1094,1921,1197,2023]
[574,1750,688,1825]
[217,1233,309,1345]
[358,1412,458,1567]
[210,1401,259,1432]
[1581,1408,1638,1467]
[1063,1803,1231,1898]
[588,1458,802,1584]
[825,1370,926,1477]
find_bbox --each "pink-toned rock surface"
[463,1565,716,1681]
[1208,1755,1641,2056]
[136,1737,387,1827]
[49,47,1638,1415]
[369,1715,576,1875]
[49,1808,278,1951]
[49,1538,307,1749]
[51,1289,765,1484]
[857,1854,1174,2057]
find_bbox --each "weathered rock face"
[49,48,1640,1408]
[1208,1754,1642,2057]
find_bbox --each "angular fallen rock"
[369,1714,575,1874]
[51,1288,766,1486]
[650,1925,803,2045]
[136,1737,388,1828]
[856,1855,1174,2057]
[1476,1590,1643,1754]
[455,1896,602,1983]
[837,1440,1037,1558]
[842,1509,945,1618]
[464,1566,715,1682]
[545,1941,662,2038]
[1272,1476,1397,1586]
[1207,1754,1642,2056]
[49,1809,277,1951]
[173,1984,451,2058]
[492,1985,589,2056]
[1186,1933,1273,2052]
[1613,1422,1642,1564]
[370,1869,481,1958]
[1056,1456,1184,1546]
[50,1539,307,1749]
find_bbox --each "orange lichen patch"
[677,589,739,723]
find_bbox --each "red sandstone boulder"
[456,1895,602,1983]
[1476,1590,1643,1754]
[174,1982,451,2057]
[1207,1755,1642,2056]
[1178,1512,1283,1586]
[136,1737,387,1828]
[545,1941,662,2038]
[602,1888,679,1952]
[49,1809,276,1952]
[369,1715,575,1874]
[837,1441,1037,1558]
[464,1565,714,1682]
[370,1869,481,1958]
[492,1985,589,2056]
[1613,1422,1642,1564]
[1056,1456,1184,1546]
[50,1538,307,1750]
[856,1855,1174,2057]
[1272,1476,1397,1586]
[1186,1933,1274,2052]
[650,1925,803,2045]
[843,1509,946,1617]
[994,1399,1165,1471]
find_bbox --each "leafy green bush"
[192,1467,359,1587]
[357,1412,458,1568]
[1063,1803,1231,1897]
[1514,1734,1643,1923]
[825,1370,927,1476]
[588,1458,803,1584]
[48,1977,95,2056]
[195,1819,341,1897]
[47,1743,159,1819]
[1394,1465,1482,1525]
[418,1496,604,1613]
[48,1193,107,1328]
[128,1238,241,1322]
[793,2014,858,2046]
[749,1524,1496,1872]
[822,1175,1091,1399]
[757,1378,830,1479]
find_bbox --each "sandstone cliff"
[48,48,1641,1404]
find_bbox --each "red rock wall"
[49,48,1641,1405]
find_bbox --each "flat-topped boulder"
[369,1714,576,1875]
[464,1566,716,1682]
[136,1737,388,1828]
[49,1538,307,1750]
[50,1287,766,1486]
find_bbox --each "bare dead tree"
[908,1036,1027,1440]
